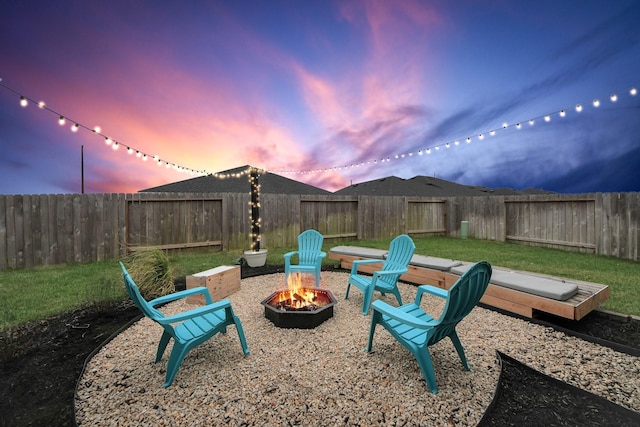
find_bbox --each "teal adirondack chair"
[345,234,416,315]
[119,262,249,387]
[284,229,326,287]
[367,261,492,393]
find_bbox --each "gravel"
[75,272,640,426]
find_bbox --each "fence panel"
[406,198,446,234]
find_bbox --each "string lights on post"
[243,166,268,267]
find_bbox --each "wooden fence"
[0,192,638,270]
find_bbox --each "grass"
[0,237,638,330]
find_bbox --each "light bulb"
[559,110,566,117]
[58,116,66,125]
[72,123,79,132]
[20,96,27,107]
[127,147,134,154]
[466,137,471,143]
[105,138,112,145]
[575,104,582,112]
[610,94,618,102]
[489,130,495,136]
[478,133,484,139]
[502,123,508,129]
[593,99,600,107]
[112,142,119,150]
[630,87,637,96]
[454,140,460,145]
[516,123,521,129]
[544,115,551,122]
[93,126,101,133]
[38,101,45,109]
[529,119,534,125]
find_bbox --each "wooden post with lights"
[249,167,260,251]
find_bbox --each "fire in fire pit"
[261,273,337,329]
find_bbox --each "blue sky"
[1,0,639,194]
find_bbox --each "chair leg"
[390,288,403,306]
[361,286,374,315]
[449,330,471,370]
[344,281,351,300]
[366,311,381,352]
[415,348,439,393]
[314,270,320,288]
[164,343,190,388]
[234,317,250,355]
[155,331,172,363]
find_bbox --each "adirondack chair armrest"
[156,299,233,324]
[351,258,384,274]
[415,284,449,304]
[283,251,299,260]
[318,252,327,259]
[150,287,214,307]
[371,300,432,329]
[373,268,408,278]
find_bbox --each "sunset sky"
[1,0,639,195]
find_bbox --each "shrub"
[123,247,174,299]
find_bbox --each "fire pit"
[261,273,337,329]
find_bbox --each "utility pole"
[81,145,85,194]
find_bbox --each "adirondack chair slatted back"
[298,229,324,265]
[429,261,492,345]
[284,229,326,287]
[122,269,164,320]
[378,234,415,288]
[345,234,415,314]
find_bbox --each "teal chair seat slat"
[119,262,249,387]
[367,261,492,393]
[345,235,416,315]
[284,229,326,287]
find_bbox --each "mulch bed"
[1,265,639,427]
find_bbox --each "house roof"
[140,165,332,195]
[141,165,552,197]
[334,175,553,197]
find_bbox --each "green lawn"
[1,236,638,330]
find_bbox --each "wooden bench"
[328,248,609,321]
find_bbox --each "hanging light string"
[1,77,636,177]
[272,86,638,175]
[0,78,210,176]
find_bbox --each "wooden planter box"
[186,265,241,305]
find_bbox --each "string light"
[0,79,210,177]
[1,78,637,178]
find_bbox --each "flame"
[277,272,317,308]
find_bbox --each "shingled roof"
[140,165,332,195]
[333,175,553,196]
